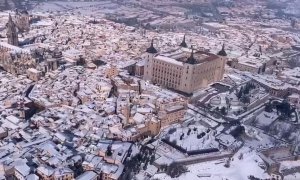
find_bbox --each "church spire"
[259,45,262,55]
[218,43,227,56]
[6,13,19,46]
[180,34,188,48]
[186,46,197,64]
[8,13,13,22]
[146,39,158,54]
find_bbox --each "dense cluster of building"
[0,0,300,179]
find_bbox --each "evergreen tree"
[241,95,250,104]
[276,100,293,118]
[106,145,113,156]
[265,101,273,112]
[180,133,184,140]
[166,163,187,178]
[237,86,243,99]
[150,155,155,164]
[262,63,266,73]
[258,67,261,74]
[221,106,227,115]
[238,153,244,160]
[187,128,191,135]
[243,84,250,94]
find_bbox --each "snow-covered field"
[285,173,300,180]
[153,147,270,180]
[32,1,117,15]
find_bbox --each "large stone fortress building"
[143,38,226,94]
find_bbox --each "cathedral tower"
[6,14,19,46]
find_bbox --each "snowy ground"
[285,173,300,180]
[254,111,278,128]
[244,126,286,149]
[32,1,117,16]
[152,147,270,180]
[164,125,218,152]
